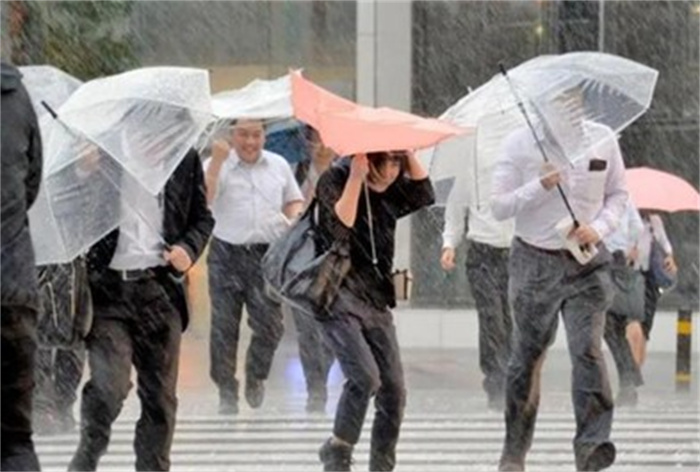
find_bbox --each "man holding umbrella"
[68,127,214,470]
[491,86,628,472]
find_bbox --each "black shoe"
[67,450,98,471]
[319,438,353,471]
[577,441,616,471]
[245,378,265,409]
[369,449,396,471]
[219,390,239,415]
[615,387,638,408]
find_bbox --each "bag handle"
[363,180,378,266]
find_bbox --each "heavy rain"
[0,1,698,471]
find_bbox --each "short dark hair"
[367,150,408,174]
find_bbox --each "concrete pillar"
[356,0,413,270]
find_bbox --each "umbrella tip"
[41,100,58,119]
[498,63,508,76]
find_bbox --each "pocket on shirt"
[572,160,607,207]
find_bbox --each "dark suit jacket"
[1,62,43,310]
[86,149,214,330]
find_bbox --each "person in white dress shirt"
[490,88,627,472]
[440,164,515,411]
[205,119,304,415]
[634,212,677,366]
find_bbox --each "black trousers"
[465,240,512,401]
[289,306,334,397]
[75,275,181,471]
[208,238,284,397]
[35,345,85,415]
[641,270,660,340]
[1,304,41,471]
[321,288,406,471]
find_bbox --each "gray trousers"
[502,238,615,465]
[320,288,406,471]
[289,306,334,398]
[465,240,512,400]
[76,277,182,471]
[208,238,284,398]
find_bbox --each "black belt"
[229,243,270,252]
[109,267,161,282]
[515,237,572,257]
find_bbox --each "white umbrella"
[211,74,292,120]
[28,67,213,265]
[422,52,658,208]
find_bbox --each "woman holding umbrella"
[315,150,434,471]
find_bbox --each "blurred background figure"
[1,60,43,472]
[633,212,678,367]
[602,200,646,407]
[287,125,338,413]
[440,160,514,412]
[33,256,92,435]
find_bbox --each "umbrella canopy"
[291,70,465,155]
[422,52,659,208]
[19,65,82,121]
[28,67,213,265]
[264,120,309,164]
[19,65,83,158]
[626,167,700,212]
[212,74,292,120]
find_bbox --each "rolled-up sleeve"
[282,162,304,204]
[442,182,467,249]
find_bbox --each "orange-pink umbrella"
[626,167,700,212]
[291,70,467,155]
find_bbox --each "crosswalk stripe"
[35,412,700,471]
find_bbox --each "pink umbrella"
[626,167,700,212]
[291,70,467,155]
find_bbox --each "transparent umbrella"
[422,52,659,211]
[28,67,213,265]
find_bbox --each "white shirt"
[206,149,303,244]
[637,214,673,271]
[490,122,628,250]
[442,174,514,249]
[109,176,166,270]
[603,199,644,253]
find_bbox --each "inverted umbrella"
[626,167,700,212]
[422,52,658,211]
[291,70,465,155]
[28,67,213,265]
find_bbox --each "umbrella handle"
[498,63,581,228]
